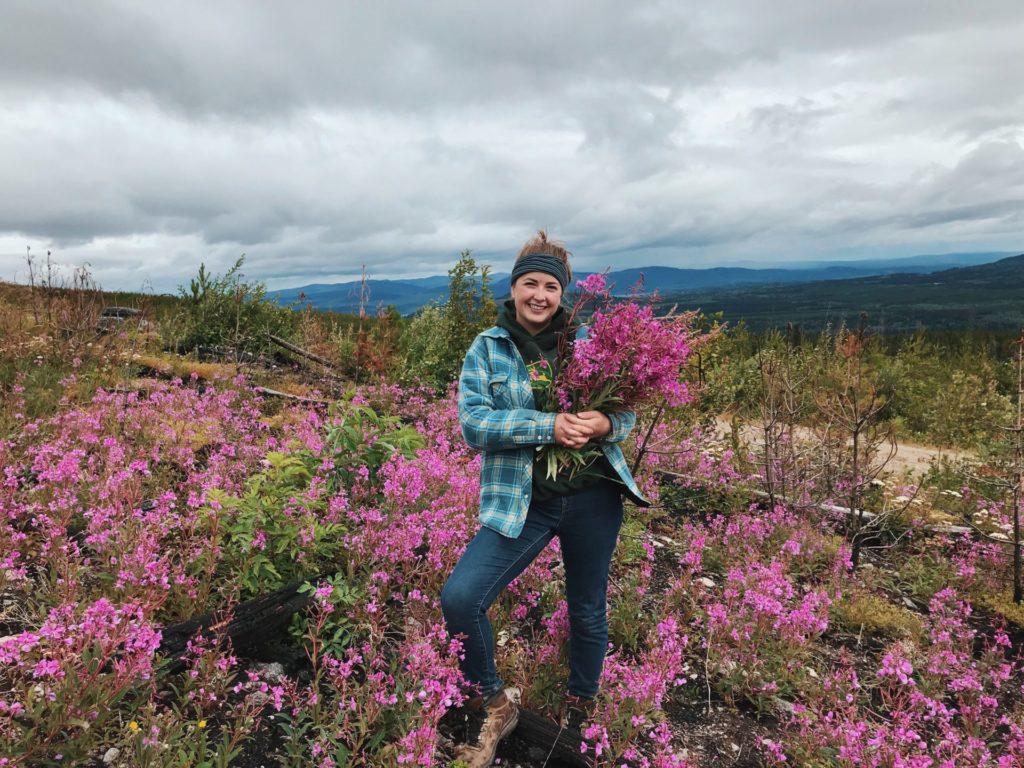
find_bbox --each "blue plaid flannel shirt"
[458,325,648,538]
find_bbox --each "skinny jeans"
[440,480,624,699]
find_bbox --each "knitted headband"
[510,253,568,290]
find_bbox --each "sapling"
[752,338,815,511]
[965,331,1024,602]
[994,332,1024,603]
[812,315,896,569]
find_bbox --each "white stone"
[102,747,120,764]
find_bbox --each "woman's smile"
[511,271,563,334]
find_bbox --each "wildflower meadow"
[1,264,1023,767]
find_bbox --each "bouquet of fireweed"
[536,272,700,479]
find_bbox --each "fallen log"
[157,578,595,764]
[267,333,338,370]
[158,578,317,672]
[195,344,271,365]
[252,385,333,405]
[512,711,591,767]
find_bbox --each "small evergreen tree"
[401,250,496,391]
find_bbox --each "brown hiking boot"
[455,688,520,767]
[559,693,596,733]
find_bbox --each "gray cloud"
[1,1,1022,292]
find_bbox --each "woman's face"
[510,270,563,335]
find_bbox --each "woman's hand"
[554,411,611,448]
[554,413,590,448]
[573,410,612,439]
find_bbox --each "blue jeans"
[441,480,624,699]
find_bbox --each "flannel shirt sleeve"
[458,337,558,451]
[601,410,636,445]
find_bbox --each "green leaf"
[546,449,558,480]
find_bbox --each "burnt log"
[511,710,592,767]
[158,577,320,673]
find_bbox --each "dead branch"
[253,386,332,405]
[267,333,338,370]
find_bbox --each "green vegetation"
[3,250,1020,454]
[401,249,496,390]
[705,321,1018,452]
[3,250,1024,766]
[164,256,298,354]
[979,590,1024,629]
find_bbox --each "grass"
[830,587,923,640]
[133,353,238,382]
[978,589,1024,630]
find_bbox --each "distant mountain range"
[269,251,1015,315]
[660,252,1024,332]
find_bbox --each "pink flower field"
[2,373,1023,767]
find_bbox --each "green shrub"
[897,550,957,603]
[200,451,348,599]
[323,398,426,490]
[291,574,366,659]
[165,257,297,354]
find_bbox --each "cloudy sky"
[2,1,1022,293]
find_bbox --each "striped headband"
[510,253,568,289]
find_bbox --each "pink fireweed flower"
[251,529,267,551]
[556,301,695,413]
[575,272,611,297]
[314,584,334,601]
[31,658,63,679]
[877,653,916,686]
[536,278,707,478]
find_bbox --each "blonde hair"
[515,229,573,283]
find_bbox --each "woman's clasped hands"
[553,410,611,449]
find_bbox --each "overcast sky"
[1,1,1022,293]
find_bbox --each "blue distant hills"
[268,251,1015,316]
[658,252,1024,331]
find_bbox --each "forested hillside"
[662,253,1024,331]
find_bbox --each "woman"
[441,231,647,767]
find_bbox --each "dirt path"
[714,418,970,479]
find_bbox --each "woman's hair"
[515,229,573,283]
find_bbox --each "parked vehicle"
[97,306,151,333]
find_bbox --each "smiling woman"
[441,230,647,767]
[509,269,562,335]
[507,232,572,335]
